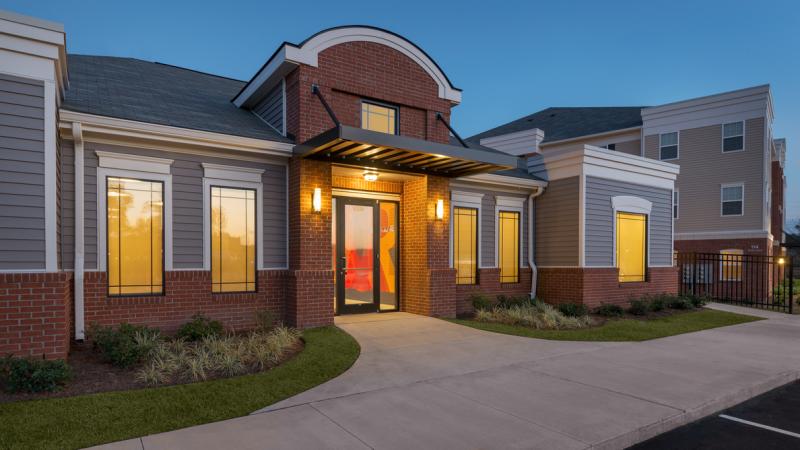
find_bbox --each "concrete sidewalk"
[92,304,800,450]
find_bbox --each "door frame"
[334,195,400,314]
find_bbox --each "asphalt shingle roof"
[63,55,291,142]
[468,106,645,144]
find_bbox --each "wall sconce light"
[778,257,785,265]
[436,199,444,220]
[312,187,322,213]
[363,170,379,182]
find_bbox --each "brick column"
[286,157,334,328]
[401,175,456,317]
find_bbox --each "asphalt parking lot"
[632,380,800,449]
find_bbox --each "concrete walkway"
[93,304,800,450]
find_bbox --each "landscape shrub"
[557,303,588,318]
[470,293,494,312]
[177,314,224,342]
[496,295,532,309]
[687,294,709,308]
[89,323,161,368]
[594,303,624,317]
[136,326,302,386]
[255,309,276,332]
[627,299,650,316]
[666,296,694,310]
[474,302,590,330]
[648,295,666,312]
[0,356,71,393]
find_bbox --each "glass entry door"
[334,197,399,314]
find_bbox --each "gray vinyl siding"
[614,139,641,156]
[79,142,287,270]
[0,74,46,270]
[643,118,764,234]
[450,186,529,268]
[61,141,75,269]
[253,83,284,135]
[535,177,579,266]
[585,176,672,267]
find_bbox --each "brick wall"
[537,267,678,309]
[83,270,286,334]
[675,238,773,256]
[0,272,72,360]
[455,268,533,315]
[332,175,403,194]
[286,157,335,327]
[285,41,453,144]
[771,161,785,245]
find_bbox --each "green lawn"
[0,326,359,450]
[448,309,762,342]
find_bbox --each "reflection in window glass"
[379,202,398,310]
[344,204,374,306]
[720,249,743,281]
[498,211,520,283]
[361,102,397,135]
[107,177,164,295]
[211,187,256,293]
[616,212,646,282]
[453,207,478,285]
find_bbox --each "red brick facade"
[537,267,679,309]
[771,160,785,247]
[83,270,286,334]
[675,237,773,256]
[0,273,72,360]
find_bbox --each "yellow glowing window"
[616,212,646,283]
[361,102,397,135]
[453,207,478,285]
[211,187,256,293]
[107,177,164,296]
[720,249,743,281]
[498,211,520,283]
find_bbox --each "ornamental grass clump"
[475,301,590,330]
[135,326,302,386]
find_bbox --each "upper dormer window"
[659,132,678,160]
[723,121,744,152]
[361,101,398,135]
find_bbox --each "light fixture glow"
[312,187,322,213]
[363,171,379,182]
[778,257,785,265]
[436,199,444,220]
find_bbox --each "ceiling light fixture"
[363,171,379,182]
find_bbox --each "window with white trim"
[673,190,679,219]
[659,132,678,160]
[722,121,744,152]
[721,184,744,216]
[497,210,520,283]
[720,249,743,281]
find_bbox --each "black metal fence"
[676,253,795,313]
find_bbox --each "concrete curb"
[591,370,800,450]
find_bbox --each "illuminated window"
[361,102,397,135]
[453,207,478,284]
[107,177,164,296]
[616,212,646,282]
[498,211,520,283]
[722,121,744,152]
[721,184,744,216]
[720,249,743,281]
[659,132,678,160]
[211,187,256,293]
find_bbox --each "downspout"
[528,186,545,299]
[72,122,85,340]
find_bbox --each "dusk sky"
[4,0,798,227]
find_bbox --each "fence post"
[790,257,794,314]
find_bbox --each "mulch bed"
[457,307,699,328]
[0,340,304,404]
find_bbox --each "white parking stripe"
[719,414,800,439]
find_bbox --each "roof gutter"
[539,125,642,148]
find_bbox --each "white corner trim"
[202,177,264,271]
[96,167,173,272]
[44,80,57,271]
[611,195,653,215]
[235,27,462,106]
[96,150,173,174]
[578,173,586,267]
[72,122,85,340]
[202,163,264,184]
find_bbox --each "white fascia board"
[456,172,546,190]
[233,47,298,108]
[59,110,294,157]
[642,85,771,136]
[479,128,544,156]
[675,229,773,240]
[539,126,642,148]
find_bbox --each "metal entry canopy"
[294,125,519,177]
